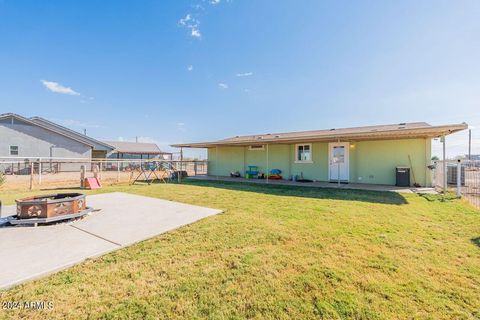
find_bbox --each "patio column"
[216,146,219,180]
[266,144,269,183]
[442,135,447,192]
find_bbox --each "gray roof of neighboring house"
[0,113,103,148]
[30,116,114,151]
[103,141,168,155]
[171,122,468,148]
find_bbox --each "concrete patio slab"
[0,192,222,290]
[0,224,117,290]
[73,192,222,246]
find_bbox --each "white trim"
[248,145,265,151]
[328,142,350,181]
[295,143,313,163]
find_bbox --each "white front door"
[328,142,349,182]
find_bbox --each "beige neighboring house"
[104,141,172,160]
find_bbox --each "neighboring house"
[104,141,172,160]
[172,122,467,187]
[466,154,480,160]
[0,113,114,159]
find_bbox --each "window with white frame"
[295,144,312,162]
[10,145,19,156]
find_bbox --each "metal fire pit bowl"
[11,193,92,226]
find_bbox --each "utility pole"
[468,129,472,160]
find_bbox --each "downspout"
[216,146,219,180]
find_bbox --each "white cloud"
[41,80,80,95]
[176,122,186,132]
[236,72,253,77]
[50,118,103,129]
[191,27,201,38]
[178,13,201,38]
[210,0,221,4]
[178,14,192,26]
[187,65,193,71]
[218,83,228,89]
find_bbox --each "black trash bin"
[396,167,410,187]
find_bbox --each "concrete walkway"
[188,175,437,194]
[0,192,222,290]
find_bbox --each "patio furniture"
[269,168,283,180]
[245,166,259,179]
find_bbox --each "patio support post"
[216,146,219,180]
[442,135,447,193]
[337,138,341,186]
[266,144,269,184]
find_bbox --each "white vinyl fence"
[0,157,208,191]
[434,160,480,208]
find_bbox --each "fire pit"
[10,193,92,226]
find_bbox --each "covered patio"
[172,122,467,188]
[187,175,437,194]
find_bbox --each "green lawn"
[1,180,479,319]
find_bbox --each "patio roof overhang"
[171,122,468,148]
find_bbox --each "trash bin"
[396,167,410,187]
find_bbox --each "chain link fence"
[0,157,208,191]
[434,160,480,208]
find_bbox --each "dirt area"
[1,169,200,191]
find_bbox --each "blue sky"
[1,0,479,158]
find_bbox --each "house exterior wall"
[0,119,92,159]
[207,138,432,186]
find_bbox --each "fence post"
[93,164,99,179]
[80,165,86,188]
[194,161,197,176]
[117,161,120,183]
[29,163,34,190]
[177,162,181,183]
[38,159,42,185]
[456,160,462,197]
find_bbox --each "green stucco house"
[172,122,466,187]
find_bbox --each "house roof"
[103,141,167,155]
[30,116,114,151]
[171,122,468,148]
[0,113,99,148]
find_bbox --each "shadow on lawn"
[183,179,408,205]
